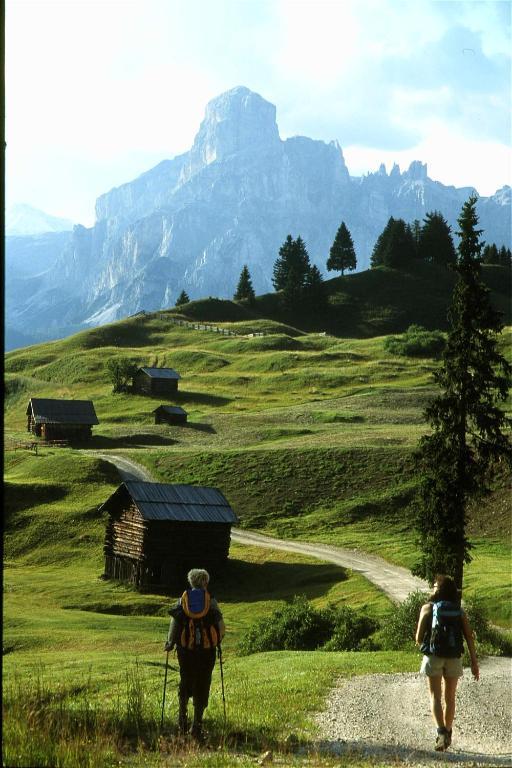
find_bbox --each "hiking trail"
[89,451,512,767]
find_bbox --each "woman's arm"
[415,603,431,646]
[461,612,480,680]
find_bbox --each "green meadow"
[4,291,511,766]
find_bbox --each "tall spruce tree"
[273,235,312,311]
[175,290,190,307]
[413,196,511,589]
[304,264,326,310]
[327,222,356,275]
[234,265,256,304]
[370,217,415,268]
[418,211,457,266]
[272,235,311,290]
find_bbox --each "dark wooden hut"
[26,398,99,442]
[132,367,181,397]
[101,482,238,589]
[153,405,188,425]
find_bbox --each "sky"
[5,0,512,227]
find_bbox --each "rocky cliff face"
[6,86,511,350]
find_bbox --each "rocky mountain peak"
[404,161,428,181]
[190,86,281,167]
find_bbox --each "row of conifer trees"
[173,209,510,310]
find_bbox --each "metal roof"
[139,367,181,380]
[104,481,238,523]
[26,398,99,425]
[153,406,187,415]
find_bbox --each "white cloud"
[5,0,511,222]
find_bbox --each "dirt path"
[316,655,512,766]
[90,452,511,766]
[89,451,428,603]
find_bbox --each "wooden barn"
[101,481,238,589]
[26,398,99,442]
[132,367,181,397]
[153,405,188,425]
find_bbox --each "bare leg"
[427,676,445,728]
[443,676,459,731]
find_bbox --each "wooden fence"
[154,315,265,337]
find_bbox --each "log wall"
[103,505,232,590]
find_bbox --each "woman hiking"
[415,573,479,752]
[165,568,225,741]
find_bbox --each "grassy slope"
[3,285,511,763]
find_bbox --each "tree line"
[173,211,510,312]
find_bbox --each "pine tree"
[327,222,357,275]
[498,245,512,266]
[481,243,498,264]
[303,264,326,310]
[234,265,256,304]
[370,217,415,268]
[413,196,511,589]
[371,217,396,268]
[418,211,457,266]
[273,235,311,291]
[273,235,312,311]
[175,290,190,307]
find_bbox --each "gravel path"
[91,453,512,766]
[316,655,512,766]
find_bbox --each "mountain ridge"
[6,86,511,350]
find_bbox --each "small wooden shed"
[153,405,188,425]
[101,481,238,589]
[132,367,181,397]
[26,398,99,442]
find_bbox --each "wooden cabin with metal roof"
[101,481,238,589]
[153,405,188,425]
[132,367,181,397]
[26,398,99,442]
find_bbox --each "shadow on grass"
[181,421,217,434]
[211,558,348,604]
[175,390,232,407]
[88,434,177,448]
[5,481,67,520]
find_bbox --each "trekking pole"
[217,644,227,724]
[160,650,169,728]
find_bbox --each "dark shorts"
[177,648,216,709]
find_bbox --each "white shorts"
[420,654,463,678]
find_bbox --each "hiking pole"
[218,644,227,725]
[160,650,169,728]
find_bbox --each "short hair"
[187,568,210,588]
[431,574,460,603]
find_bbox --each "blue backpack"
[427,600,464,658]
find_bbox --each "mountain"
[6,204,74,236]
[5,86,511,350]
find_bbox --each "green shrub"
[238,595,335,654]
[322,606,379,651]
[384,324,445,357]
[239,596,380,655]
[463,598,512,657]
[380,589,429,650]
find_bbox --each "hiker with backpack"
[164,568,225,740]
[415,574,479,752]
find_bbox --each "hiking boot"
[445,730,452,749]
[191,705,205,743]
[191,721,204,743]
[178,698,188,735]
[435,728,448,751]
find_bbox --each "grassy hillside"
[4,299,511,765]
[189,262,511,337]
